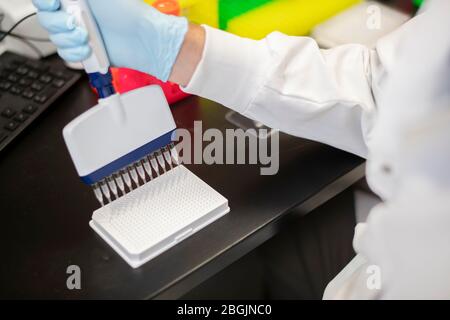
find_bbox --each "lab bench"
[0,60,364,298]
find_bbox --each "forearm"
[169,23,205,86]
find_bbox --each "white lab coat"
[182,0,450,299]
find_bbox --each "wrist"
[169,23,205,86]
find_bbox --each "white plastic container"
[90,165,230,268]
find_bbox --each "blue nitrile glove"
[32,0,188,82]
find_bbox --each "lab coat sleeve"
[182,25,382,158]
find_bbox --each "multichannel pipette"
[60,0,179,206]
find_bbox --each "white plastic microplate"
[90,165,229,268]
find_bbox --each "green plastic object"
[413,0,424,7]
[219,0,273,29]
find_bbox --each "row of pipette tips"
[92,142,179,206]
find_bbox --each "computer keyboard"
[0,51,81,152]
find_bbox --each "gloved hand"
[32,0,188,81]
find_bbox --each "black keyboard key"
[11,58,25,66]
[4,64,15,72]
[0,70,9,79]
[24,60,39,69]
[50,69,71,80]
[17,66,29,75]
[0,131,8,144]
[18,78,32,87]
[1,108,16,118]
[14,113,29,123]
[23,104,38,114]
[52,78,66,88]
[34,93,49,104]
[7,73,20,83]
[31,82,44,92]
[0,81,12,91]
[4,121,19,132]
[10,86,23,95]
[27,70,39,79]
[39,74,53,84]
[34,87,56,104]
[22,89,35,100]
[26,60,49,72]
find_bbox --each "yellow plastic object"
[182,0,219,28]
[145,0,360,38]
[227,0,361,39]
[179,0,203,7]
[145,0,219,27]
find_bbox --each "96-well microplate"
[90,165,229,268]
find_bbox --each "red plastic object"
[108,0,189,105]
[111,67,189,104]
